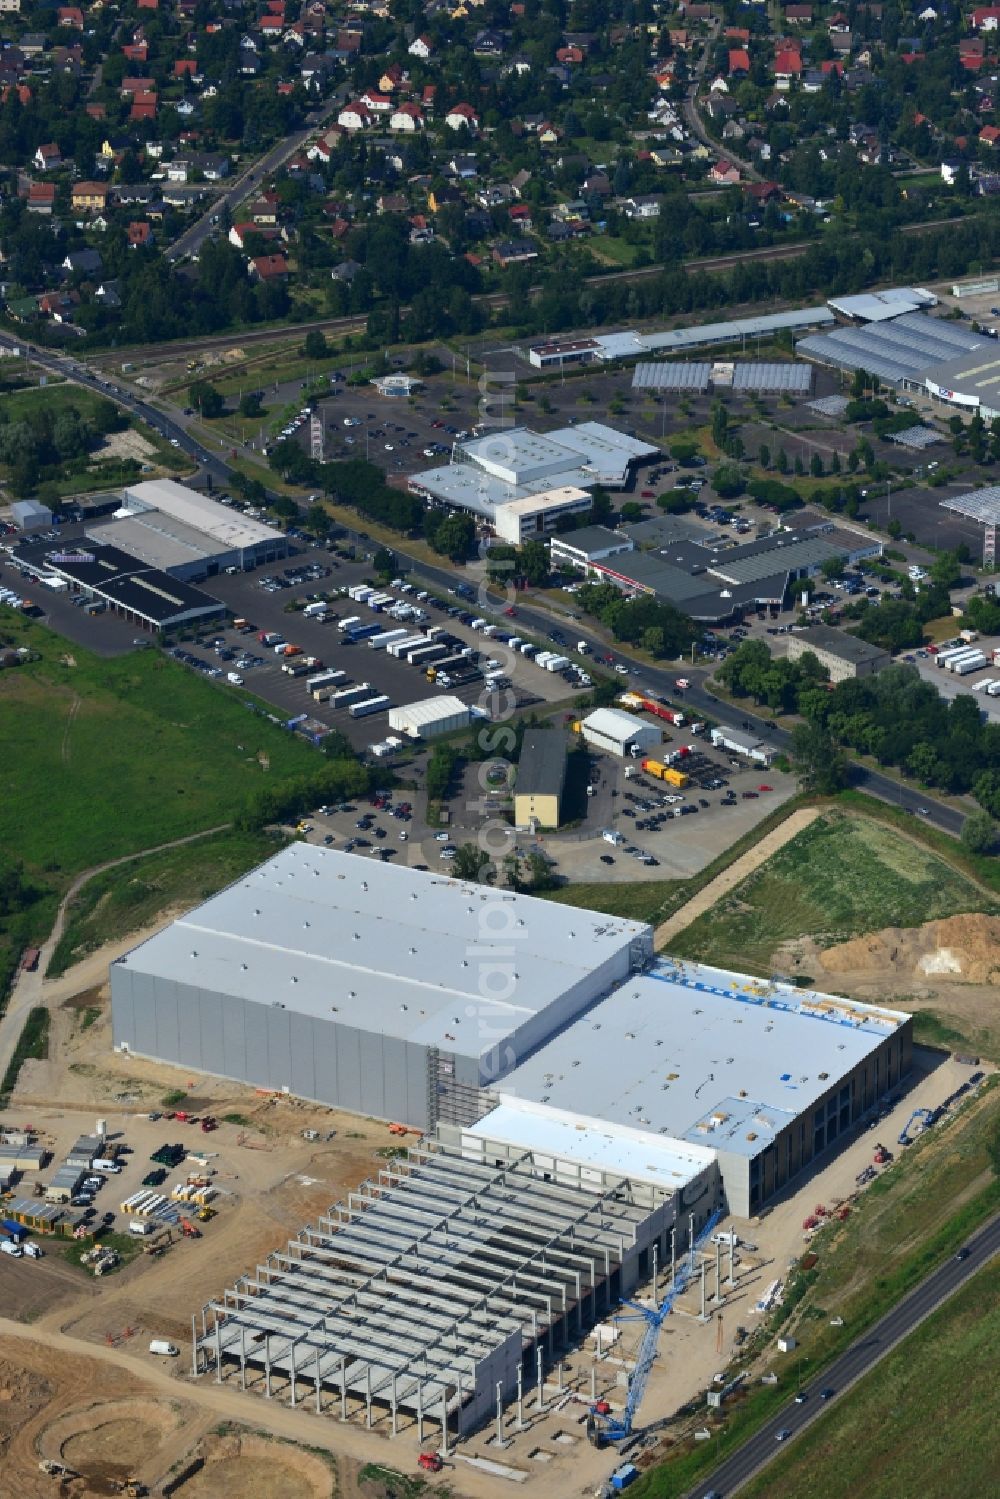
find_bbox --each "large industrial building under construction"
[110,847,912,1443]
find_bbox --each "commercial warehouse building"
[34,541,224,632]
[551,519,881,625]
[111,845,654,1132]
[388,695,472,739]
[492,486,592,543]
[120,852,912,1440]
[524,306,834,369]
[409,423,658,532]
[97,479,289,576]
[579,706,662,758]
[785,623,890,680]
[495,959,911,1217]
[514,727,567,828]
[940,486,1000,566]
[194,1130,706,1446]
[797,311,988,389]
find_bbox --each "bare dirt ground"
[777,911,1000,1054]
[96,429,157,462]
[171,1431,333,1499]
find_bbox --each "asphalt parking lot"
[553,743,798,882]
[176,558,587,749]
[1,527,148,658]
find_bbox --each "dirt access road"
[653,806,821,949]
[0,824,229,1084]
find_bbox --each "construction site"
[0,848,990,1498]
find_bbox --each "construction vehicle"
[388,1122,421,1137]
[898,1108,933,1146]
[587,1210,720,1446]
[417,1453,444,1472]
[111,1481,147,1497]
[200,1116,218,1133]
[196,1205,217,1222]
[39,1460,79,1478]
[179,1217,202,1238]
[873,1143,893,1165]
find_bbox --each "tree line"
[720,640,1000,827]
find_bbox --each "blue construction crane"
[898,1108,933,1146]
[588,1209,721,1446]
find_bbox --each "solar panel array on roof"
[797,313,987,387]
[731,362,813,393]
[631,361,712,391]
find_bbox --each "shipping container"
[348,585,374,603]
[344,622,381,642]
[337,616,361,632]
[952,652,986,676]
[349,694,391,718]
[303,601,329,617]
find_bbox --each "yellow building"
[71,181,109,213]
[514,728,567,830]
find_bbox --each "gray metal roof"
[827,288,936,322]
[117,847,650,1060]
[798,312,988,387]
[516,728,567,800]
[549,524,632,558]
[940,486,1000,525]
[631,361,712,391]
[500,959,908,1160]
[197,1139,661,1418]
[788,623,889,664]
[709,535,839,585]
[731,362,813,393]
[637,306,834,354]
[88,512,215,570]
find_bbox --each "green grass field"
[47,828,283,977]
[740,1257,1000,1499]
[669,810,993,972]
[0,615,321,884]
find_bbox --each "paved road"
[165,94,347,263]
[0,331,968,839]
[687,1209,1000,1499]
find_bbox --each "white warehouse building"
[579,706,662,758]
[87,479,290,579]
[110,850,912,1445]
[388,695,473,739]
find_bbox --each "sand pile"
[819,912,1000,986]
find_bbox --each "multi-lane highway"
[687,1210,1000,1498]
[0,329,968,838]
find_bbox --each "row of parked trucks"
[934,646,992,676]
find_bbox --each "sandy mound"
[819,912,1000,986]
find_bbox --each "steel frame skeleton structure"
[193,1140,672,1445]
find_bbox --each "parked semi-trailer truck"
[331,683,373,707]
[349,695,391,718]
[641,758,689,787]
[368,628,410,651]
[953,651,987,675]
